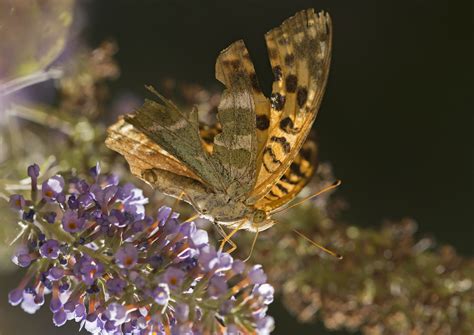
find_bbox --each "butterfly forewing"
[249,9,332,203]
[216,40,272,165]
[124,91,227,191]
[213,44,259,195]
[105,118,209,200]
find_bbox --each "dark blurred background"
[1,0,472,334]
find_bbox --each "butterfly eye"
[253,209,267,223]
[201,208,208,214]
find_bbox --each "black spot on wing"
[279,117,300,134]
[271,136,291,154]
[278,37,289,45]
[297,87,308,108]
[284,54,295,66]
[230,60,240,70]
[263,160,272,173]
[281,174,299,185]
[276,183,289,194]
[250,73,261,93]
[290,162,304,177]
[267,190,280,199]
[270,93,286,111]
[300,147,313,161]
[264,147,281,163]
[273,66,283,81]
[256,114,270,130]
[285,75,298,93]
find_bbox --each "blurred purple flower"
[53,309,67,327]
[106,277,127,295]
[248,264,267,284]
[39,239,60,259]
[61,209,85,233]
[162,267,185,289]
[9,194,25,210]
[27,164,40,191]
[41,176,65,202]
[8,288,24,306]
[7,165,275,334]
[208,275,228,298]
[115,243,138,269]
[44,211,57,224]
[73,255,104,286]
[152,283,170,306]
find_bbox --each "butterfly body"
[106,9,332,232]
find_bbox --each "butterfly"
[106,9,332,234]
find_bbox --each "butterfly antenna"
[183,213,199,223]
[270,180,341,215]
[160,191,184,226]
[293,228,343,260]
[243,228,260,262]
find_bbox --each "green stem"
[0,68,63,97]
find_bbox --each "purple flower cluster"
[7,164,275,334]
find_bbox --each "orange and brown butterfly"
[106,9,332,234]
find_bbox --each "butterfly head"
[191,194,275,231]
[247,209,276,232]
[215,208,276,232]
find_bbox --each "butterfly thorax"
[193,192,249,223]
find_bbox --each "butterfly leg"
[214,224,237,254]
[223,238,238,254]
[218,221,245,253]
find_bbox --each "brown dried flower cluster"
[234,164,474,335]
[59,41,120,118]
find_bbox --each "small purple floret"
[41,176,65,202]
[53,309,67,327]
[8,288,24,306]
[39,239,60,259]
[248,264,267,284]
[106,277,127,295]
[162,267,185,289]
[61,209,85,233]
[9,194,25,211]
[152,283,170,305]
[115,244,138,269]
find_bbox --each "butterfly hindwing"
[250,9,332,202]
[255,138,317,211]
